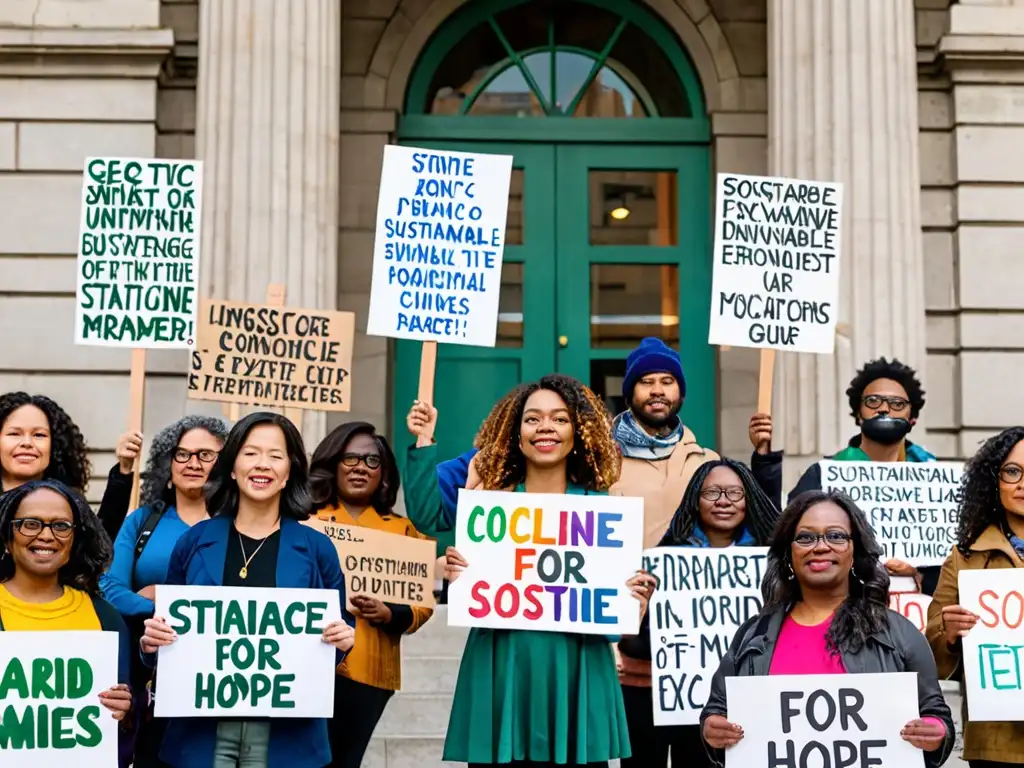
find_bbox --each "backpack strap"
[131,507,166,590]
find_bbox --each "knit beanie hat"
[622,337,686,402]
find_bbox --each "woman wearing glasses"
[926,427,1024,767]
[99,415,228,766]
[701,490,954,768]
[309,422,434,768]
[618,459,779,768]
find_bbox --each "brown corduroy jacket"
[925,524,1024,764]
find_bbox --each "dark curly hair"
[473,385,530,449]
[205,412,312,520]
[310,421,400,515]
[473,375,620,492]
[0,392,91,492]
[0,479,112,594]
[662,458,779,546]
[761,490,890,654]
[141,415,229,514]
[955,426,1024,552]
[846,358,925,420]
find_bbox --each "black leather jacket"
[700,606,956,768]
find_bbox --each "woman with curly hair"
[618,458,780,768]
[407,374,655,766]
[701,490,954,768]
[0,480,132,736]
[925,426,1024,767]
[99,415,228,766]
[0,391,91,493]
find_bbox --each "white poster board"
[367,145,513,347]
[447,489,644,635]
[820,460,963,567]
[959,569,1024,722]
[154,585,341,718]
[76,157,203,348]
[725,673,924,768]
[645,547,768,726]
[889,592,933,634]
[708,173,843,354]
[0,631,119,767]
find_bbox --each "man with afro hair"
[750,357,940,593]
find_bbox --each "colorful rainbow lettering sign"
[447,490,645,634]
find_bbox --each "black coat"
[700,606,956,768]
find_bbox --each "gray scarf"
[612,410,684,460]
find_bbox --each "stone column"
[196,0,340,446]
[768,0,928,476]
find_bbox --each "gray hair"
[140,415,230,512]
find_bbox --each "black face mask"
[861,414,912,445]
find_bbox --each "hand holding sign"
[321,620,355,652]
[141,615,176,652]
[351,595,393,624]
[703,714,744,748]
[116,430,144,475]
[407,399,438,448]
[941,604,979,643]
[626,571,657,621]
[901,719,947,751]
[97,684,132,721]
[445,545,468,583]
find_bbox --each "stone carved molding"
[0,27,174,77]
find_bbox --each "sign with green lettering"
[0,631,119,767]
[154,586,341,718]
[75,156,203,348]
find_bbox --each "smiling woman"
[0,392,91,493]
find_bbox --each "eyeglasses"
[12,518,75,539]
[700,487,745,503]
[793,531,852,550]
[341,453,381,470]
[999,464,1024,484]
[862,395,910,413]
[174,449,219,464]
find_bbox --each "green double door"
[392,141,715,469]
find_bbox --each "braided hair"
[955,426,1024,552]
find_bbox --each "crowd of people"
[0,336,1021,767]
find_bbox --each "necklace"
[237,530,273,580]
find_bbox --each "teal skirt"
[443,628,631,764]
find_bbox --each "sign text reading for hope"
[75,156,203,348]
[0,631,119,768]
[154,586,340,718]
[821,461,963,567]
[725,673,924,768]
[959,569,1024,722]
[188,299,356,411]
[644,547,767,726]
[447,490,644,634]
[708,173,843,354]
[367,146,513,347]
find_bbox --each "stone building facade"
[0,0,1021,503]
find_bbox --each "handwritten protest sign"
[959,569,1024,721]
[154,586,341,718]
[448,490,644,634]
[367,146,513,347]
[708,173,843,354]
[889,591,933,634]
[76,157,202,348]
[644,547,767,726]
[0,631,118,767]
[187,299,355,411]
[304,518,436,609]
[726,673,924,768]
[820,461,963,567]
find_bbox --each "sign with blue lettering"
[367,146,513,347]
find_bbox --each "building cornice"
[0,27,174,78]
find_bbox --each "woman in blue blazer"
[141,412,356,768]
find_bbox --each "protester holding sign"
[700,490,954,767]
[310,421,434,768]
[619,458,779,768]
[925,427,1024,766]
[0,480,133,757]
[0,392,91,493]
[99,415,228,764]
[140,412,356,768]
[410,375,654,765]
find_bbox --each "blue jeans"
[213,721,271,767]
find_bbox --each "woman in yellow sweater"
[0,479,133,751]
[310,421,434,768]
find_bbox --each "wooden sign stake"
[418,341,437,405]
[127,348,146,511]
[757,348,775,415]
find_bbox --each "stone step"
[400,654,461,694]
[364,735,461,768]
[376,692,454,737]
[405,606,469,658]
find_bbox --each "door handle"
[558,335,569,348]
